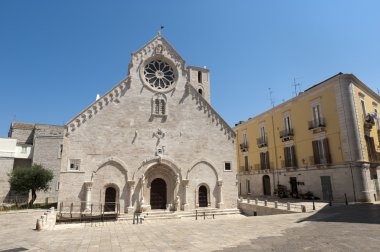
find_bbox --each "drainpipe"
[271,113,279,193]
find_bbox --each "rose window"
[144,60,175,90]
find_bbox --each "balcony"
[279,128,294,141]
[256,136,267,148]
[239,143,249,152]
[308,117,326,131]
[239,165,252,173]
[364,113,376,130]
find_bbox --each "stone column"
[174,174,180,211]
[182,179,189,211]
[140,175,146,210]
[127,180,135,213]
[217,180,224,209]
[84,182,93,210]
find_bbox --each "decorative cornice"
[65,76,131,135]
[131,35,185,69]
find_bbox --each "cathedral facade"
[58,35,237,213]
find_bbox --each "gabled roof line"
[132,34,186,65]
[186,83,236,140]
[65,76,130,133]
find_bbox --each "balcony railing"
[279,128,294,138]
[239,143,249,152]
[256,137,267,148]
[308,117,326,130]
[239,165,252,172]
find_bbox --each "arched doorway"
[263,175,271,196]
[198,185,208,207]
[104,187,116,212]
[150,178,167,209]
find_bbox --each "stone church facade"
[58,35,237,213]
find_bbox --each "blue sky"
[1,0,379,137]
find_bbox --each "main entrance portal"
[150,178,167,209]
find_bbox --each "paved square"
[0,204,379,251]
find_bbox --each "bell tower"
[187,66,211,103]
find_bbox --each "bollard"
[136,214,139,225]
[329,195,332,207]
[312,196,315,210]
[36,219,42,231]
[264,200,267,206]
[301,205,306,213]
[255,198,258,205]
[196,210,198,220]
[287,202,290,211]
[274,201,278,208]
[133,213,135,224]
[345,193,348,206]
[213,214,215,219]
[203,211,206,220]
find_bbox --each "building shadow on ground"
[298,203,380,224]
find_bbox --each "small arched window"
[152,94,167,116]
[198,71,202,83]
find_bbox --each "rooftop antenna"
[268,88,275,108]
[292,77,302,96]
[158,25,164,35]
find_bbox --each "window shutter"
[260,152,265,170]
[323,138,332,164]
[284,147,288,167]
[291,145,297,167]
[265,151,270,169]
[312,141,320,164]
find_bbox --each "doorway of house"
[290,177,298,197]
[263,175,271,196]
[320,176,333,201]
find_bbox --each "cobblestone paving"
[0,204,379,251]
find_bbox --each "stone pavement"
[0,204,380,251]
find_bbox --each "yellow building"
[234,73,380,202]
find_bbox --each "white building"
[58,35,238,213]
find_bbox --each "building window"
[224,162,231,171]
[244,156,249,171]
[56,181,60,191]
[246,180,251,194]
[284,146,297,167]
[69,159,81,171]
[365,135,378,162]
[198,71,202,83]
[312,139,331,165]
[152,94,167,116]
[257,125,267,147]
[284,115,291,132]
[360,95,366,119]
[260,151,270,170]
